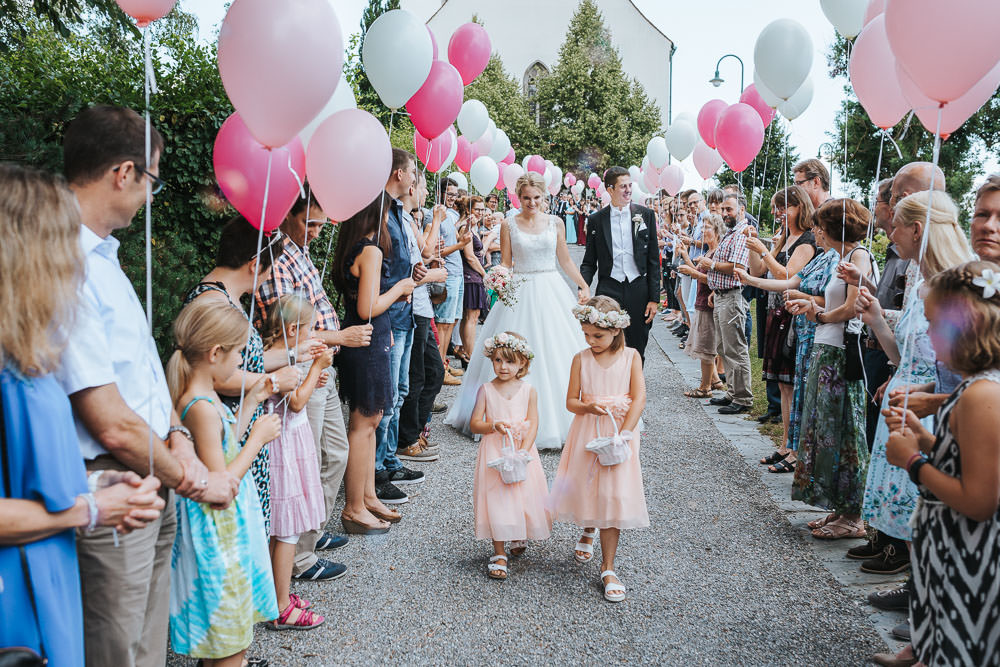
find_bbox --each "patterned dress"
[184,283,270,532]
[789,249,838,451]
[862,279,936,540]
[911,371,1000,666]
[170,397,277,658]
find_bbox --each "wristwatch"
[908,455,929,485]
[167,425,194,443]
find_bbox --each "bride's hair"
[515,172,546,198]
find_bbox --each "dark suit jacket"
[579,203,660,304]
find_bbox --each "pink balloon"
[414,127,455,173]
[697,99,728,148]
[306,108,392,221]
[658,164,684,196]
[447,22,491,86]
[502,163,524,193]
[115,0,175,26]
[427,25,438,61]
[587,174,601,189]
[863,0,885,26]
[455,135,477,172]
[213,113,305,233]
[526,155,546,175]
[496,170,505,191]
[885,0,1000,104]
[508,191,521,209]
[600,191,611,206]
[504,147,515,164]
[218,0,343,149]
[715,103,765,173]
[406,60,463,140]
[642,168,658,194]
[896,60,1000,138]
[564,173,577,188]
[693,142,724,180]
[850,15,910,130]
[739,85,776,128]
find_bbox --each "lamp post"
[709,54,744,93]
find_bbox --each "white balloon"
[472,122,496,158]
[502,163,524,192]
[753,71,783,108]
[646,136,669,170]
[628,165,642,182]
[548,165,562,195]
[299,69,356,148]
[820,0,868,39]
[753,18,813,100]
[543,165,553,188]
[457,100,489,143]
[447,171,468,192]
[778,77,814,120]
[470,156,499,194]
[361,9,433,109]
[572,181,584,196]
[640,155,651,173]
[488,128,511,163]
[522,155,532,172]
[663,120,697,161]
[673,111,697,127]
[440,131,459,173]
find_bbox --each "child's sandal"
[601,570,626,603]
[488,555,508,580]
[509,540,527,556]
[271,602,325,630]
[574,529,598,563]
[288,593,311,610]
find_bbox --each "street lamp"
[710,54,744,92]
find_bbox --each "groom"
[580,166,660,360]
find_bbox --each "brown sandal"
[807,512,839,530]
[812,518,866,540]
[368,506,401,523]
[712,380,727,391]
[684,388,712,398]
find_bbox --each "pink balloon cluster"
[115,0,175,27]
[696,99,766,174]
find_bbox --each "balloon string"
[368,109,396,324]
[143,24,155,477]
[754,120,773,222]
[864,132,886,253]
[240,149,273,417]
[288,151,305,199]
[897,104,944,426]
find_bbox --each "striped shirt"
[707,220,750,291]
[255,236,340,342]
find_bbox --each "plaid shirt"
[707,219,750,291]
[255,236,340,343]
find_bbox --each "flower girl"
[550,296,649,602]
[468,332,551,580]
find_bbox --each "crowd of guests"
[655,158,1000,666]
[0,103,997,667]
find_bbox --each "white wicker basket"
[584,409,633,467]
[487,431,533,484]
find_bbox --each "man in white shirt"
[57,106,237,667]
[580,166,661,359]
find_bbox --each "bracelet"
[87,470,105,493]
[167,425,193,443]
[80,492,99,533]
[908,455,929,486]
[905,452,924,471]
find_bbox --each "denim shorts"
[434,275,464,323]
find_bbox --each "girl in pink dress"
[550,296,650,603]
[469,331,551,580]
[261,294,332,630]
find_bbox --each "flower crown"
[483,332,534,360]
[573,304,631,329]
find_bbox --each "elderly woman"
[0,165,164,666]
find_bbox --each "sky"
[181,0,858,191]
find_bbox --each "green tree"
[344,0,401,126]
[533,0,661,175]
[464,55,544,159]
[0,0,135,45]
[717,116,800,233]
[826,35,998,214]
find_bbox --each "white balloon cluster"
[752,18,815,121]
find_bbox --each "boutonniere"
[632,214,646,234]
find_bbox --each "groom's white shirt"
[610,204,640,283]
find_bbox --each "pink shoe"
[288,593,311,610]
[271,603,324,630]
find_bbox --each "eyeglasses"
[114,164,166,195]
[794,178,811,187]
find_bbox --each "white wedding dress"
[444,216,586,450]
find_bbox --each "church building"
[426,0,675,131]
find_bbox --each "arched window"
[523,61,549,125]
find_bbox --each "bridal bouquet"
[484,265,524,307]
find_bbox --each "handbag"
[584,409,633,467]
[843,247,869,382]
[428,281,447,305]
[486,431,532,484]
[782,317,798,359]
[0,384,48,666]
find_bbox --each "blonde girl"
[550,296,649,603]
[260,294,334,630]
[167,299,280,667]
[469,332,549,580]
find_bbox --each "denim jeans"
[376,325,415,473]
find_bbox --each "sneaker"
[293,558,348,581]
[397,443,440,462]
[315,532,348,550]
[375,480,409,504]
[431,402,448,414]
[443,372,461,386]
[867,585,909,611]
[861,542,911,574]
[890,620,911,641]
[718,403,751,415]
[387,466,425,486]
[847,529,888,560]
[448,366,465,377]
[418,435,440,455]
[757,412,780,424]
[709,396,732,406]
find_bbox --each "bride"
[445,172,591,450]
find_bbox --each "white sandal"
[487,555,508,580]
[601,570,626,603]
[574,529,598,563]
[509,540,527,556]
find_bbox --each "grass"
[746,311,786,448]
